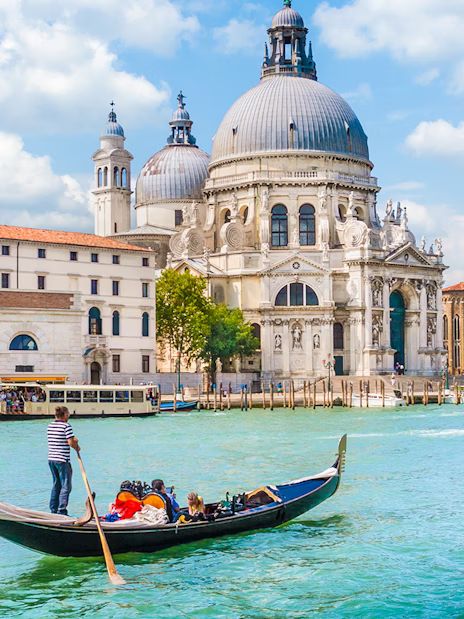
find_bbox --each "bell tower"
[92,103,133,237]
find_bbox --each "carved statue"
[395,202,402,223]
[292,226,299,247]
[260,187,270,213]
[348,191,356,217]
[385,199,394,219]
[429,244,435,255]
[435,238,443,256]
[292,324,303,350]
[261,242,270,259]
[372,315,383,347]
[427,317,436,348]
[231,193,239,218]
[274,333,282,351]
[419,236,426,252]
[427,284,437,310]
[313,334,320,349]
[322,241,329,262]
[372,279,383,307]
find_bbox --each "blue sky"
[0,0,463,282]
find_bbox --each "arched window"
[334,323,344,350]
[103,167,108,186]
[299,205,316,246]
[275,284,319,307]
[251,323,261,345]
[113,166,120,187]
[142,312,149,337]
[443,315,449,343]
[88,307,102,336]
[271,205,288,247]
[243,207,249,225]
[338,205,347,222]
[112,311,120,336]
[224,209,231,224]
[9,335,38,351]
[97,168,103,188]
[453,315,461,370]
[121,168,128,188]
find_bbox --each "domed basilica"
[92,0,446,378]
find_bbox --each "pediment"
[261,252,329,276]
[385,243,433,267]
[171,258,225,277]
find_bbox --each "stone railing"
[85,335,107,348]
[205,170,378,190]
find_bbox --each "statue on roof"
[177,91,186,109]
[284,0,292,6]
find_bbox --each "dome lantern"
[167,91,197,146]
[263,0,317,81]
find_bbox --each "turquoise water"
[0,406,463,618]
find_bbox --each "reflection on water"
[0,405,463,617]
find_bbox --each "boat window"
[66,391,82,403]
[83,390,98,403]
[99,390,114,403]
[115,390,129,403]
[49,390,65,403]
[130,391,144,403]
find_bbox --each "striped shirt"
[47,420,74,462]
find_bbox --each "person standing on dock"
[47,406,80,515]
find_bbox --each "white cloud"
[213,19,264,55]
[0,0,205,134]
[415,68,440,86]
[405,120,464,157]
[314,0,464,63]
[0,131,92,230]
[341,82,373,104]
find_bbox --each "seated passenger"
[187,492,205,517]
[151,479,174,522]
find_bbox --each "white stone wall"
[0,238,156,383]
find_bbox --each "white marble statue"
[420,236,426,252]
[385,199,394,219]
[292,324,303,349]
[274,333,282,351]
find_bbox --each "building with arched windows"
[93,1,446,378]
[172,1,447,378]
[0,227,155,383]
[442,283,464,376]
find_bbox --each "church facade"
[94,1,446,378]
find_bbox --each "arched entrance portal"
[90,361,102,385]
[390,291,406,367]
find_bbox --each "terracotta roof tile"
[443,282,464,292]
[0,225,151,252]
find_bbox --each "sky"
[0,0,463,283]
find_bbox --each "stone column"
[436,286,444,346]
[349,319,358,374]
[365,277,373,347]
[382,280,390,346]
[261,320,271,373]
[283,320,290,374]
[419,283,427,349]
[305,320,313,373]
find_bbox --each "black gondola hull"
[0,476,339,557]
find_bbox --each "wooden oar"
[76,452,126,585]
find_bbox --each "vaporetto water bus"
[0,383,160,419]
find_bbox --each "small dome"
[104,110,124,137]
[136,145,209,204]
[172,107,190,122]
[211,76,369,164]
[272,6,305,28]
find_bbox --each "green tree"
[156,269,211,390]
[202,304,259,380]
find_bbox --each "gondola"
[0,435,347,558]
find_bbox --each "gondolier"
[47,406,80,515]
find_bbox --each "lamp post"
[322,354,334,393]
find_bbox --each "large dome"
[136,145,209,204]
[211,76,370,164]
[136,92,209,205]
[272,6,304,28]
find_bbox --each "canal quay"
[0,406,462,618]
